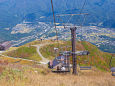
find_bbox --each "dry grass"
[0,62,114,86]
[26,73,115,86]
[0,69,115,86]
[0,55,37,65]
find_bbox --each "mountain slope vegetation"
[0,40,115,86]
[40,41,114,71]
[5,40,42,61]
[3,40,115,71]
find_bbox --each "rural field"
[0,40,115,86]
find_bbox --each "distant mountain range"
[0,0,115,28]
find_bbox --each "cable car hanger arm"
[56,13,89,17]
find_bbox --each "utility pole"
[70,27,77,75]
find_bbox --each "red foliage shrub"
[0,66,4,74]
[0,60,8,65]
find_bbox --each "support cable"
[77,0,87,26]
[79,0,87,14]
[79,0,88,41]
[66,0,76,26]
[51,0,58,42]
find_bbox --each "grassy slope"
[0,40,115,86]
[0,63,115,86]
[5,40,42,62]
[0,55,37,65]
[40,41,114,71]
[3,40,115,71]
[4,40,55,62]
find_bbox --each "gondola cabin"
[48,51,71,72]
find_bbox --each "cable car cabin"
[48,51,71,73]
[109,55,115,76]
[0,41,11,51]
[111,67,115,76]
[0,45,4,50]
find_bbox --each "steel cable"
[51,0,58,42]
